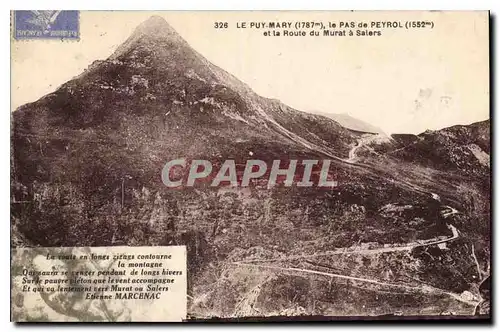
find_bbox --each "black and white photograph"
[9,10,491,322]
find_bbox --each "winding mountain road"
[231,262,477,306]
[233,224,459,264]
[229,131,477,312]
[229,223,474,307]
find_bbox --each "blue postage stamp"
[13,10,79,40]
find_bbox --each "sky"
[11,11,489,134]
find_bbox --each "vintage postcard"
[10,11,490,322]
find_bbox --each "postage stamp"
[13,10,79,40]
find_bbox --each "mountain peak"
[311,111,385,135]
[109,15,187,60]
[133,15,179,37]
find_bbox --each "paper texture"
[11,11,490,322]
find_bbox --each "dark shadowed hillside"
[394,120,489,176]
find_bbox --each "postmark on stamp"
[13,10,79,40]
